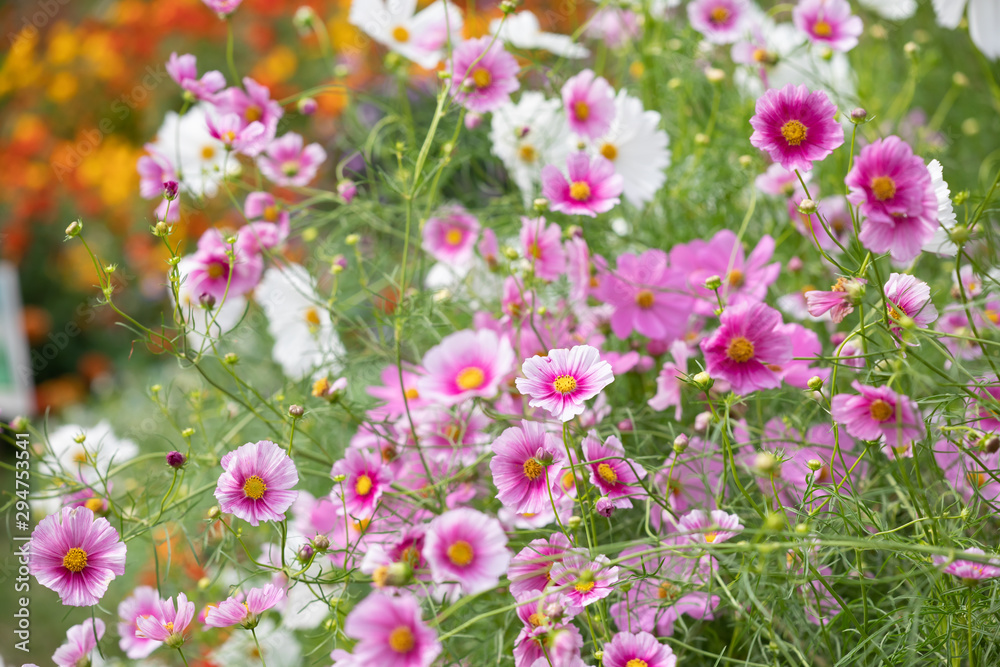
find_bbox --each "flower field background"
[2,0,1000,665]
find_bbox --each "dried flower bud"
[985,436,1000,454]
[289,404,305,417]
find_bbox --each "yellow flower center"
[223,130,236,144]
[985,309,999,324]
[63,547,88,573]
[635,289,655,309]
[575,579,596,593]
[710,7,730,23]
[529,242,543,259]
[392,25,410,42]
[657,581,677,599]
[404,387,420,400]
[871,176,896,201]
[562,471,576,491]
[244,105,263,123]
[553,375,577,394]
[312,377,330,397]
[780,119,808,146]
[355,474,373,496]
[597,463,618,484]
[752,48,767,62]
[243,475,267,500]
[445,228,463,246]
[627,661,649,667]
[705,531,718,543]
[573,100,590,121]
[869,399,894,422]
[84,498,103,513]
[455,366,486,391]
[164,621,175,633]
[887,303,905,320]
[727,269,744,287]
[201,145,216,160]
[813,20,832,36]
[207,262,226,279]
[304,307,322,326]
[528,612,548,627]
[519,144,537,163]
[263,205,279,222]
[523,458,544,480]
[968,471,986,488]
[388,625,415,653]
[726,336,755,363]
[569,181,591,201]
[600,143,618,161]
[471,67,492,89]
[447,540,474,566]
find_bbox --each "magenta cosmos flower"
[936,548,1000,584]
[243,191,290,252]
[214,439,299,526]
[447,37,520,113]
[846,136,937,262]
[508,533,572,596]
[53,619,105,667]
[205,583,284,628]
[206,112,267,156]
[831,381,924,457]
[700,301,793,395]
[202,0,242,17]
[561,69,615,139]
[424,507,511,597]
[884,272,938,342]
[135,592,196,645]
[804,276,865,323]
[677,509,744,544]
[344,592,441,667]
[542,153,623,217]
[118,586,164,658]
[423,206,480,266]
[749,84,844,172]
[331,448,393,517]
[597,248,694,341]
[521,216,567,281]
[687,0,749,44]
[367,364,429,420]
[793,0,863,52]
[185,227,264,301]
[583,432,647,508]
[259,132,327,187]
[418,328,515,406]
[28,506,127,607]
[549,550,619,607]
[214,77,283,142]
[515,345,615,422]
[603,631,677,667]
[490,420,566,515]
[166,52,225,102]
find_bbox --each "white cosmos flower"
[257,264,345,380]
[147,103,238,198]
[590,90,670,207]
[349,0,463,69]
[934,0,1000,59]
[922,159,959,256]
[489,10,589,59]
[489,92,572,204]
[858,0,916,20]
[39,420,138,484]
[210,619,300,667]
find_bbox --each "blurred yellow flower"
[46,23,79,65]
[47,71,79,103]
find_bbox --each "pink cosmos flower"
[549,550,620,607]
[755,163,802,196]
[331,448,393,517]
[490,420,566,515]
[418,329,515,406]
[971,380,1000,433]
[243,191,290,252]
[687,0,749,44]
[447,37,520,113]
[831,381,924,457]
[53,619,105,667]
[793,0,863,52]
[206,112,268,156]
[135,592,196,644]
[521,216,567,281]
[424,507,511,597]
[846,136,937,262]
[804,277,865,323]
[118,586,164,658]
[137,145,177,200]
[259,133,328,187]
[677,509,744,544]
[515,612,584,667]
[749,84,844,172]
[214,77,283,142]
[205,583,284,628]
[700,301,793,395]
[515,345,615,422]
[585,9,641,49]
[884,272,938,342]
[603,631,677,667]
[561,69,616,139]
[565,235,591,304]
[202,0,242,16]
[479,227,499,268]
[936,548,1000,583]
[939,310,981,360]
[367,365,429,420]
[423,206,480,266]
[508,533,572,597]
[583,432,647,508]
[933,439,1000,505]
[648,341,692,421]
[185,227,264,301]
[774,322,831,389]
[214,439,299,526]
[343,592,441,667]
[597,249,694,341]
[28,506,127,606]
[167,52,226,101]
[542,153,623,217]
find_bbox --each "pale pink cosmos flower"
[331,448,393,517]
[549,550,620,607]
[793,0,863,52]
[542,153,623,217]
[597,249,694,341]
[28,506,127,607]
[938,310,981,360]
[424,507,511,597]
[700,301,793,395]
[561,69,616,139]
[259,133,328,187]
[755,163,803,196]
[933,439,1000,505]
[367,364,429,420]
[508,533,572,597]
[585,8,640,49]
[520,216,567,281]
[418,329,515,406]
[214,439,299,526]
[214,77,283,142]
[447,37,520,113]
[652,437,724,524]
[166,52,226,102]
[936,548,1000,583]
[135,592,196,644]
[687,0,749,44]
[831,381,924,457]
[602,631,677,667]
[53,619,105,667]
[565,235,591,304]
[118,586,164,658]
[489,420,566,515]
[515,345,615,422]
[205,583,284,628]
[804,277,865,323]
[514,609,584,667]
[423,206,480,266]
[884,272,938,342]
[583,432,647,508]
[479,227,499,268]
[206,112,268,156]
[749,84,845,172]
[202,0,242,16]
[677,509,744,544]
[137,144,177,200]
[343,592,441,667]
[242,191,290,252]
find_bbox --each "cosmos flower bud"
[807,376,824,391]
[673,434,689,453]
[223,352,239,365]
[298,544,315,562]
[617,419,633,432]
[199,293,217,310]
[464,112,483,130]
[692,371,713,391]
[567,515,582,529]
[763,511,785,531]
[797,198,817,215]
[949,224,969,245]
[985,436,1000,454]
[163,181,179,200]
[312,533,331,551]
[704,275,722,291]
[595,497,616,518]
[849,107,868,124]
[65,219,83,238]
[289,404,305,417]
[806,459,823,472]
[753,451,781,477]
[705,67,725,83]
[166,451,187,468]
[694,410,712,432]
[953,72,969,87]
[738,154,752,168]
[533,198,549,213]
[337,180,357,204]
[297,97,318,115]
[10,415,29,431]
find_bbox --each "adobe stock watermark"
[12,431,32,653]
[7,0,72,54]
